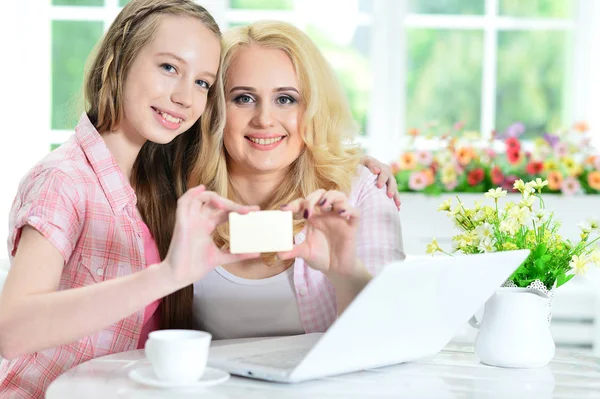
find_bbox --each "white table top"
[45,341,600,398]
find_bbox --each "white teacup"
[145,330,212,383]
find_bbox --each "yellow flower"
[519,196,535,209]
[441,165,457,185]
[485,188,507,199]
[570,255,589,275]
[561,157,581,176]
[543,159,558,171]
[513,179,526,192]
[438,199,452,212]
[503,242,518,251]
[426,238,440,255]
[531,178,549,191]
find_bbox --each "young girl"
[0,1,261,397]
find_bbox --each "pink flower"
[593,156,600,171]
[409,171,428,191]
[444,180,458,191]
[554,142,569,158]
[416,150,433,166]
[561,176,581,196]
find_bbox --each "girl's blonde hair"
[189,20,362,261]
[92,0,223,330]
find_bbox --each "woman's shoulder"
[350,165,379,197]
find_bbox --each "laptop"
[208,249,530,383]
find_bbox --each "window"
[41,0,594,154]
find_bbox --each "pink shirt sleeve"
[10,168,83,263]
[351,166,406,276]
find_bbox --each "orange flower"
[399,152,417,170]
[573,121,589,132]
[547,171,564,191]
[456,147,474,166]
[407,128,420,137]
[588,171,600,190]
[422,168,435,185]
[585,155,598,165]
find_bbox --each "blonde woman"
[186,21,406,339]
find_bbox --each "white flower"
[532,209,550,225]
[477,237,497,253]
[485,188,507,199]
[513,179,526,192]
[570,255,589,275]
[589,218,599,230]
[578,221,593,234]
[472,209,486,222]
[507,205,532,226]
[474,222,494,239]
[531,178,549,191]
[500,218,520,235]
[519,196,535,209]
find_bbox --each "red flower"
[491,166,504,185]
[507,148,522,165]
[467,168,485,186]
[526,161,544,175]
[502,175,519,192]
[505,137,521,152]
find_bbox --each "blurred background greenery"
[50,0,574,147]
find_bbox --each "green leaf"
[556,273,575,288]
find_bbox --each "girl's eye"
[234,94,255,104]
[196,80,210,89]
[277,96,295,105]
[161,63,176,73]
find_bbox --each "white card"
[229,210,294,254]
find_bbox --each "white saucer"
[128,366,230,389]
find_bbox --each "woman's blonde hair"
[91,0,223,330]
[189,20,362,261]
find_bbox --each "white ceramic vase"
[470,287,555,368]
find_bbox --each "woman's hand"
[162,185,260,287]
[278,189,361,277]
[361,156,401,210]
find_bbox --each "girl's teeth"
[159,111,182,123]
[249,137,283,145]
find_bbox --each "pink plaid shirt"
[0,114,148,399]
[293,165,405,333]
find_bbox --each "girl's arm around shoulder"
[352,165,406,275]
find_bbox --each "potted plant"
[426,179,600,368]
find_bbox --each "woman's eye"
[234,95,255,104]
[277,96,295,105]
[196,80,210,89]
[161,64,176,73]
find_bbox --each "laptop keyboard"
[233,347,311,369]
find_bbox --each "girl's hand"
[162,185,260,287]
[361,156,401,210]
[278,190,360,277]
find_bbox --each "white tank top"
[192,266,305,340]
